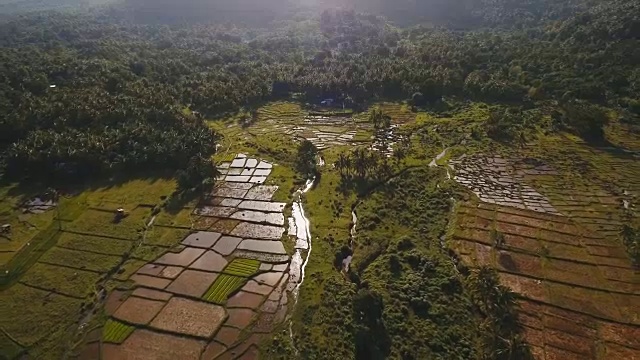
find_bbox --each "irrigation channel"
[288,178,315,298]
[287,177,315,353]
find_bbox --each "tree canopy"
[0,0,638,181]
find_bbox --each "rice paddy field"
[1,101,638,359]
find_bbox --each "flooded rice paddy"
[95,154,314,359]
[450,155,560,214]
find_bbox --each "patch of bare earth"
[214,326,241,347]
[165,270,218,297]
[189,250,227,272]
[113,296,166,325]
[150,297,226,338]
[155,247,204,267]
[451,202,640,359]
[102,329,205,360]
[131,287,172,301]
[225,308,256,329]
[227,291,264,309]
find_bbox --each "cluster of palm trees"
[467,266,531,360]
[369,108,392,130]
[334,148,392,180]
[1,86,217,181]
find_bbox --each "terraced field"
[79,154,297,359]
[223,258,261,277]
[448,135,640,359]
[2,101,638,360]
[203,274,248,303]
[102,319,134,344]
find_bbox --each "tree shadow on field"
[498,252,519,272]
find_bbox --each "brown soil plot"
[543,313,596,339]
[189,250,228,272]
[242,280,273,295]
[102,329,205,360]
[227,291,264,309]
[202,341,227,360]
[499,272,547,302]
[225,308,256,329]
[214,326,241,347]
[599,321,640,349]
[213,236,242,256]
[131,287,172,301]
[130,274,172,289]
[231,222,285,240]
[78,342,100,360]
[158,266,183,279]
[253,272,283,287]
[197,206,237,218]
[166,270,218,297]
[543,328,594,356]
[244,185,278,201]
[496,251,544,278]
[150,297,226,338]
[543,345,584,360]
[104,290,128,316]
[136,263,165,276]
[543,259,605,289]
[181,231,222,248]
[113,296,166,325]
[155,247,204,267]
[209,219,241,234]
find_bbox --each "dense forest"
[0,0,638,359]
[0,0,638,180]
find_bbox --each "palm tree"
[335,152,348,176]
[353,148,367,179]
[343,153,352,177]
[468,266,501,314]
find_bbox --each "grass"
[353,130,373,142]
[102,319,135,344]
[222,258,260,277]
[113,259,146,281]
[0,188,88,286]
[144,226,191,248]
[20,262,101,298]
[0,177,180,358]
[153,208,194,228]
[213,152,236,163]
[83,178,176,207]
[129,244,167,262]
[257,102,304,121]
[39,247,122,273]
[202,274,247,304]
[0,221,60,287]
[63,208,148,240]
[0,283,82,359]
[0,330,24,360]
[56,232,134,256]
[269,165,298,202]
[0,210,56,255]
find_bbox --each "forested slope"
[0,0,638,180]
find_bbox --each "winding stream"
[288,178,315,297]
[287,178,315,354]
